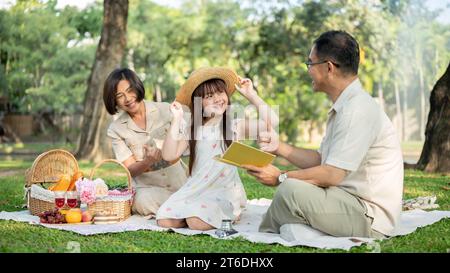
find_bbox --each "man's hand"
[242,164,282,187]
[257,129,279,154]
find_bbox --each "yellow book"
[214,141,275,168]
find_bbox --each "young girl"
[156,67,278,231]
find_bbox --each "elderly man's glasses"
[304,60,340,69]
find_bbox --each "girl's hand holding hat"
[235,76,257,99]
[170,101,184,121]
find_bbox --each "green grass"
[0,159,34,171]
[0,159,449,253]
[0,142,75,155]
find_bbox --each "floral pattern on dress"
[156,122,247,228]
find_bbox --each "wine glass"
[66,191,79,208]
[54,191,66,209]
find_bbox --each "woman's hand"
[235,77,257,99]
[143,144,162,166]
[170,101,184,121]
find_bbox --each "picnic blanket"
[1,198,449,251]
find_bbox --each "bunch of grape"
[38,208,66,224]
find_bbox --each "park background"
[0,0,449,252]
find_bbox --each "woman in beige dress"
[103,68,188,217]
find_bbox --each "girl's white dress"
[156,122,247,228]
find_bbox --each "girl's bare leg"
[157,218,187,228]
[186,217,215,231]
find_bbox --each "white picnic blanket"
[1,198,449,251]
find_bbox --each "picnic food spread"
[39,208,91,224]
[26,150,134,225]
[38,208,66,224]
[36,171,131,225]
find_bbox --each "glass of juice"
[66,191,79,208]
[54,191,66,209]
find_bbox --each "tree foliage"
[1,0,449,143]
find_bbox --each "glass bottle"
[215,219,238,238]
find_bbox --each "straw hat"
[175,67,239,107]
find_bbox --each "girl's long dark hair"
[188,79,232,176]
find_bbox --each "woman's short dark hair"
[103,68,145,115]
[314,30,360,76]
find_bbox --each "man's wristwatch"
[277,172,288,185]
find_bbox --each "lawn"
[0,158,449,253]
[0,142,75,155]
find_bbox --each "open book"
[214,141,275,168]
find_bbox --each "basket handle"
[25,149,79,187]
[89,159,132,190]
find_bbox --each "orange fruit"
[65,209,82,223]
[59,209,69,215]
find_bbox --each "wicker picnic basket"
[88,159,133,221]
[25,149,79,216]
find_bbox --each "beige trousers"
[259,178,386,239]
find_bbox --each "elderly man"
[244,30,403,238]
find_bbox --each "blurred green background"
[1,0,449,158]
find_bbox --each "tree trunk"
[126,48,135,71]
[402,78,408,141]
[153,84,162,102]
[419,66,426,141]
[377,82,385,112]
[308,121,314,143]
[75,0,128,162]
[394,80,403,140]
[416,62,450,173]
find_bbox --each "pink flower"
[75,178,96,204]
[80,189,95,204]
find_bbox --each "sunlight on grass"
[0,160,32,170]
[403,188,436,198]
[0,142,75,154]
[0,161,24,168]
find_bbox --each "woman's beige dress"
[107,100,188,217]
